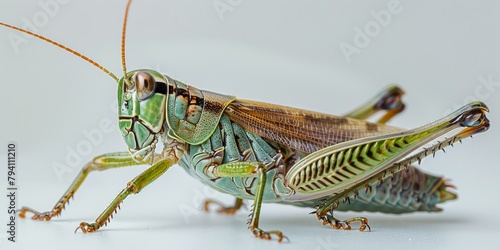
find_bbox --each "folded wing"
[225,99,402,153]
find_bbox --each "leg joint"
[126,182,139,194]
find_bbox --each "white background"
[0,0,499,249]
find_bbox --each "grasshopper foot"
[203,198,244,215]
[18,206,59,221]
[317,213,371,232]
[75,222,100,233]
[251,227,288,243]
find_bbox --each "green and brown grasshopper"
[1,0,490,242]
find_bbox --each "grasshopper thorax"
[118,69,168,162]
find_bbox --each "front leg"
[19,152,144,221]
[77,144,183,233]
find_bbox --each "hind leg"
[344,85,405,124]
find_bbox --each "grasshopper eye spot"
[134,71,156,101]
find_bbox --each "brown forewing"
[224,99,402,153]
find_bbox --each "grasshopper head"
[118,69,168,163]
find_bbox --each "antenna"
[0,22,119,83]
[121,0,133,86]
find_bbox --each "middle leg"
[209,161,286,242]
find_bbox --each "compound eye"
[134,72,156,101]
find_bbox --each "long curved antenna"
[0,22,119,83]
[121,0,133,86]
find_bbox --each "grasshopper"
[1,1,490,242]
